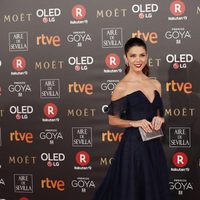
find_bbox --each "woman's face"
[124,46,148,73]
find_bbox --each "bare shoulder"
[111,81,127,101]
[151,79,162,95]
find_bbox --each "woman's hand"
[130,119,153,133]
[151,116,165,130]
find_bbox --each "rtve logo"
[172,152,188,167]
[9,130,33,143]
[102,130,124,142]
[43,103,58,118]
[170,0,185,16]
[166,80,192,94]
[72,4,86,20]
[41,178,65,191]
[68,82,93,95]
[36,34,61,47]
[132,30,158,44]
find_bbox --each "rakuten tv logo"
[70,4,88,24]
[42,103,59,122]
[168,0,187,21]
[9,130,33,144]
[36,34,61,47]
[172,152,188,167]
[36,8,61,23]
[11,56,28,76]
[132,30,158,44]
[74,151,92,170]
[166,80,192,94]
[104,53,122,73]
[41,178,65,191]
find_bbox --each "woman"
[93,37,170,200]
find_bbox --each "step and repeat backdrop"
[0,0,200,199]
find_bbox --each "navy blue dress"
[93,90,170,200]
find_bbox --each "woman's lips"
[134,64,142,68]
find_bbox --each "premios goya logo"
[9,32,28,52]
[9,105,33,120]
[14,174,33,193]
[8,81,31,97]
[71,177,95,193]
[39,129,63,145]
[40,153,65,167]
[36,8,61,23]
[131,3,159,19]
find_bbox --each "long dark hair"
[124,37,149,76]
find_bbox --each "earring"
[125,61,128,66]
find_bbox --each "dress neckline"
[112,90,160,104]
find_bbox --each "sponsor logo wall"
[0,0,199,199]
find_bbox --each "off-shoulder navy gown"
[93,90,170,200]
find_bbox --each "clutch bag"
[139,127,164,141]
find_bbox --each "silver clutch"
[139,127,164,141]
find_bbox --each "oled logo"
[168,0,187,20]
[102,28,123,48]
[8,82,31,97]
[71,177,95,193]
[9,130,33,144]
[102,130,124,142]
[40,153,65,167]
[165,107,195,117]
[169,127,191,148]
[42,103,59,122]
[166,54,193,69]
[104,53,122,73]
[131,3,158,19]
[9,105,33,120]
[35,60,64,70]
[67,108,96,117]
[41,178,65,191]
[9,155,36,165]
[165,28,191,44]
[4,13,32,23]
[97,8,127,18]
[40,129,63,145]
[66,31,92,47]
[132,30,158,44]
[9,32,28,52]
[67,82,93,95]
[72,127,92,147]
[36,34,61,47]
[68,56,94,71]
[102,104,109,113]
[40,79,60,99]
[74,151,92,170]
[171,152,189,172]
[101,80,119,91]
[166,80,192,94]
[100,157,114,166]
[169,179,193,195]
[70,4,88,24]
[11,56,28,76]
[36,8,61,23]
[14,174,33,193]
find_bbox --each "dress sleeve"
[106,97,127,119]
[158,97,164,117]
